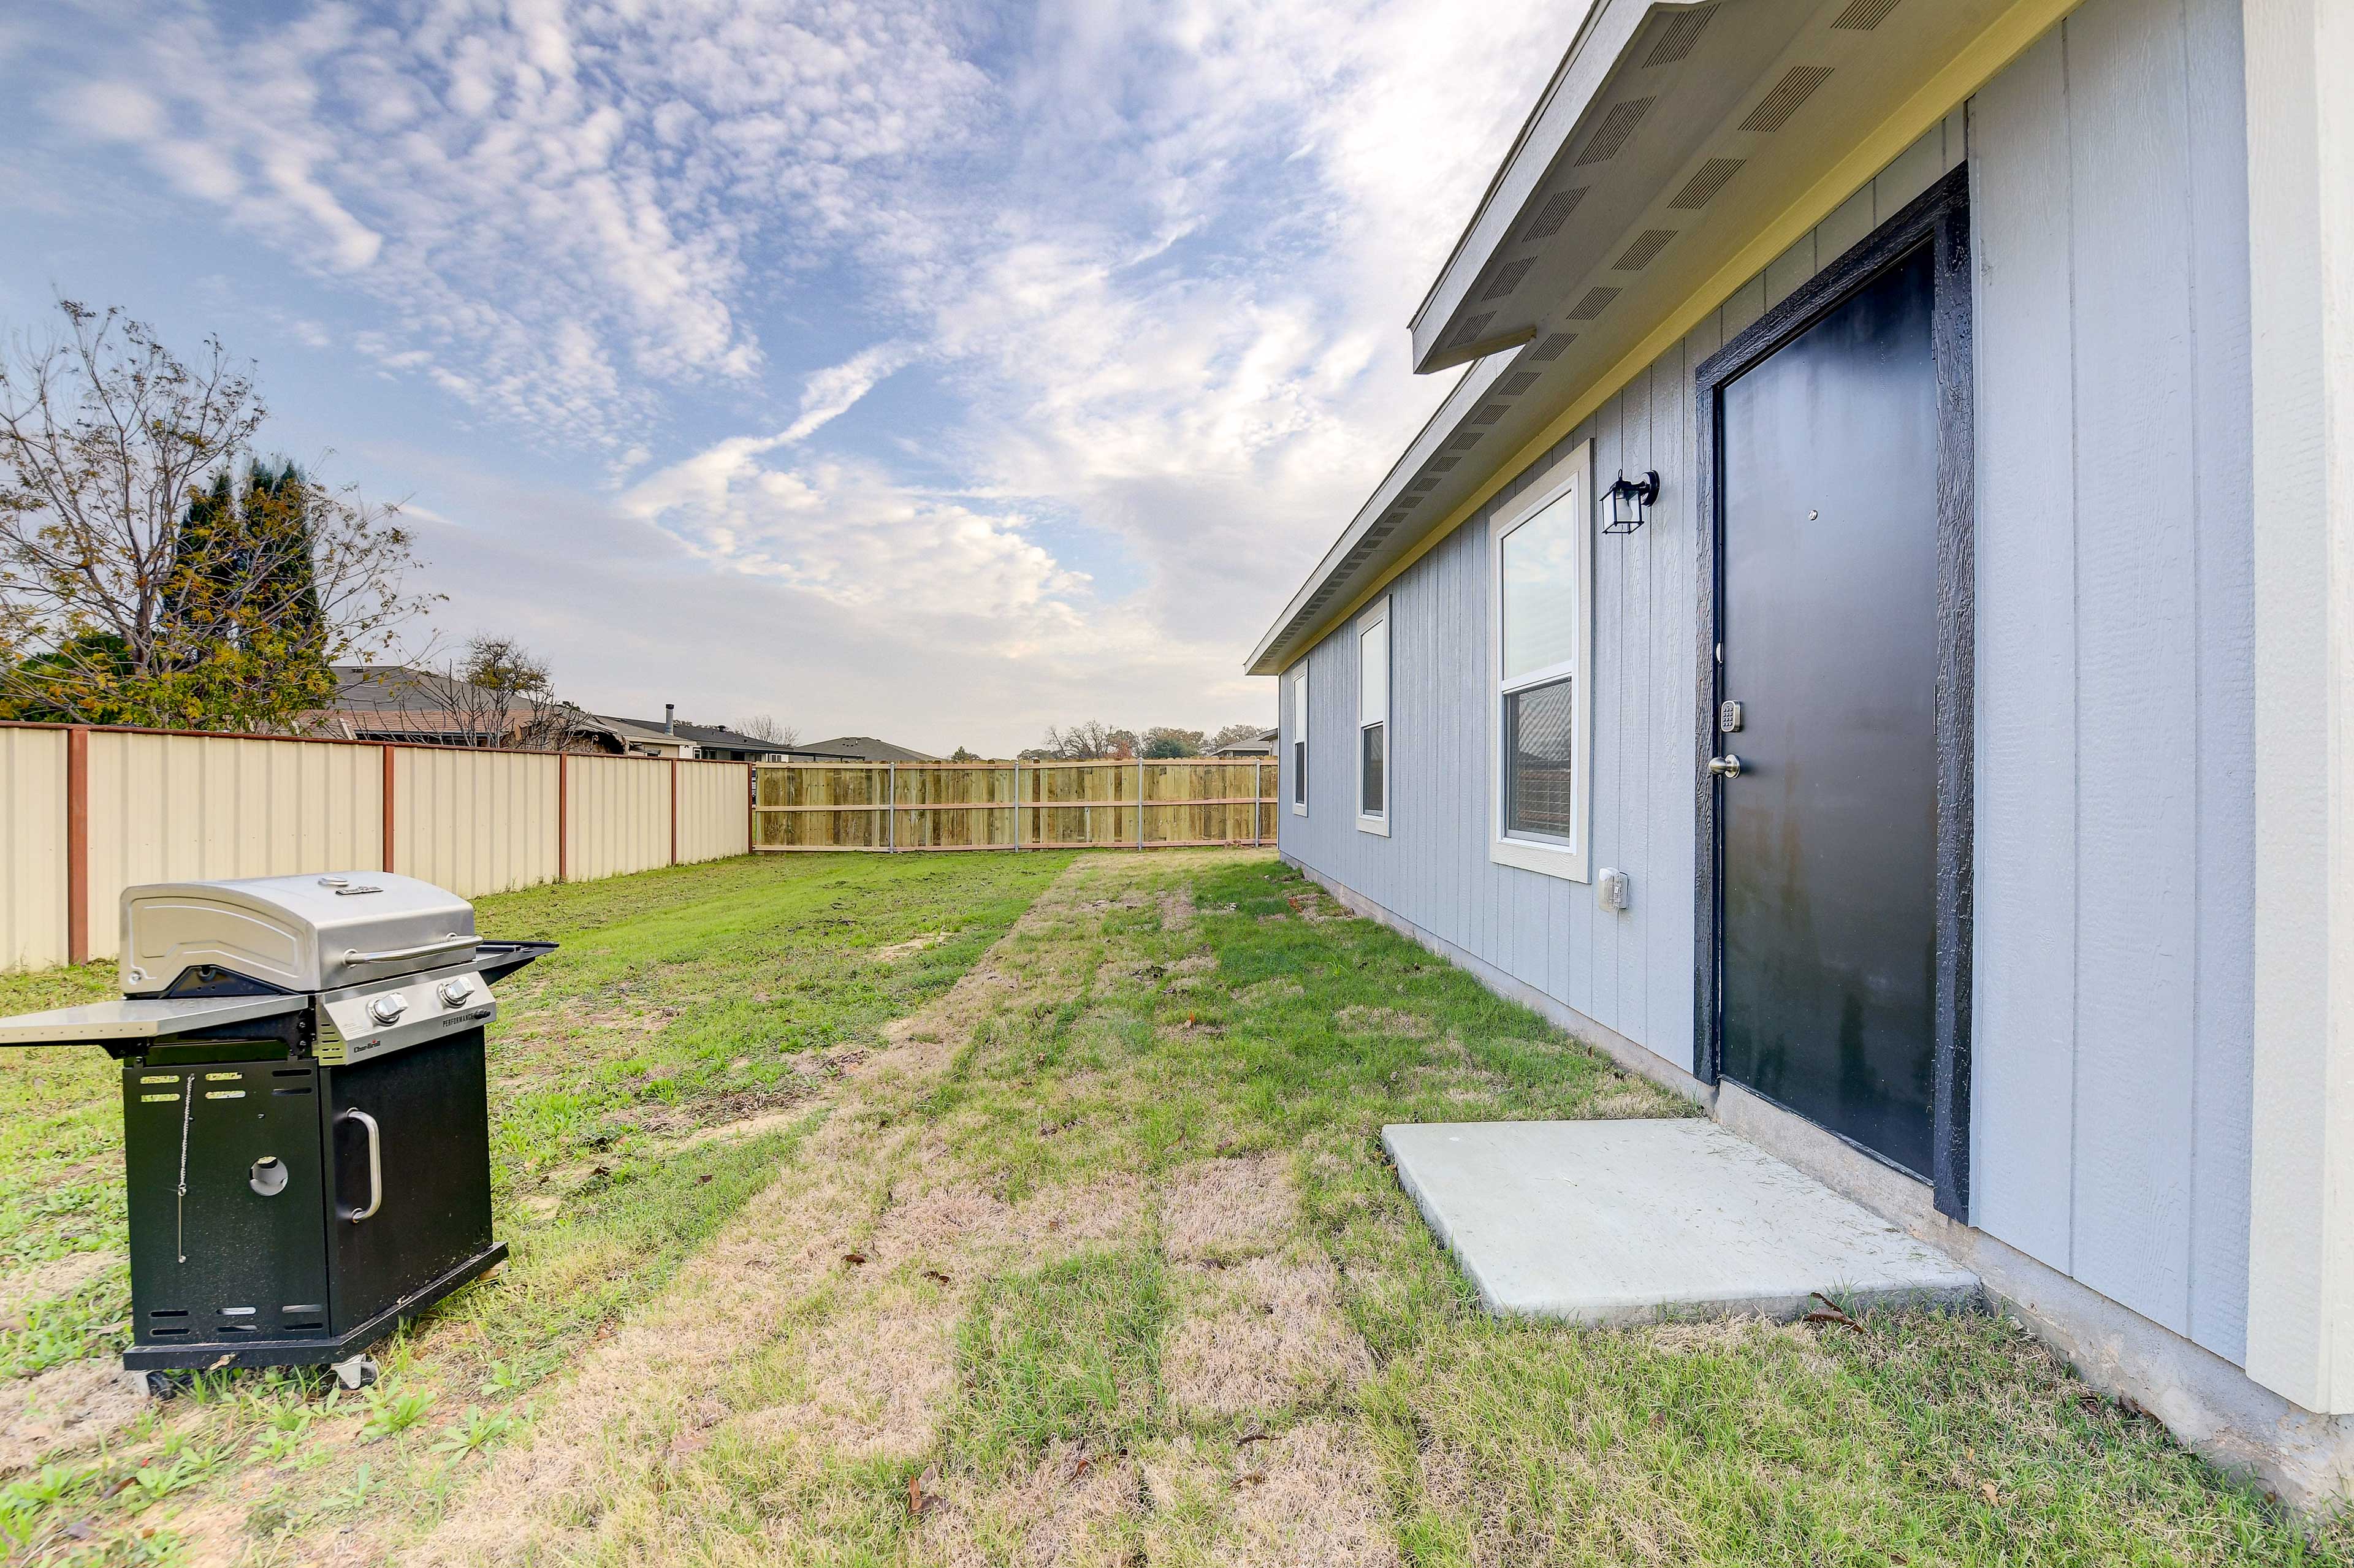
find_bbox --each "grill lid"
[120,873,477,997]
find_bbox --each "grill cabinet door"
[322,1029,496,1332]
[122,1062,330,1350]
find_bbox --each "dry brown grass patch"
[1163,1154,1295,1260]
[1165,1254,1372,1418]
[921,1439,1143,1567]
[1228,1420,1399,1567]
[734,1288,960,1461]
[0,1358,142,1473]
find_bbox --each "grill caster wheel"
[140,1371,193,1401]
[329,1355,378,1391]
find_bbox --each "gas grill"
[0,873,551,1390]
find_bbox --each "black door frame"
[1691,163,1976,1220]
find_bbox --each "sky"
[0,0,1575,756]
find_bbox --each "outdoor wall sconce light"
[1605,470,1659,535]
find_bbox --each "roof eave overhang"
[1249,0,2073,678]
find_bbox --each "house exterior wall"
[1279,0,2258,1369]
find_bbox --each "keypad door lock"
[1720,699,1744,734]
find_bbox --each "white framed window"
[1357,596,1391,835]
[1489,441,1593,881]
[1289,664,1310,816]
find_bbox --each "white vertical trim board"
[1488,440,1594,882]
[1290,664,1311,817]
[1358,596,1393,836]
[2244,0,2354,1415]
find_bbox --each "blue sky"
[0,0,1572,755]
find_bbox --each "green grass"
[4,847,2345,1565]
[897,853,2349,1564]
[0,849,1068,1562]
[952,1246,1175,1477]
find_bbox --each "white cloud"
[17,0,1579,742]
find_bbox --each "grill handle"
[337,1108,383,1223]
[341,935,474,969]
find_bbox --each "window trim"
[1488,440,1593,882]
[1289,664,1309,817]
[1356,595,1392,836]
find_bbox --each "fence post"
[669,759,680,867]
[1255,759,1263,847]
[1012,760,1021,851]
[381,745,397,876]
[1137,757,1146,851]
[744,763,755,856]
[886,761,897,853]
[66,726,89,966]
[557,752,569,883]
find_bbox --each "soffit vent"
[1522,186,1590,243]
[1410,475,1441,491]
[1739,66,1835,134]
[1614,229,1677,271]
[1569,286,1622,320]
[1448,310,1496,348]
[1500,371,1541,395]
[1832,0,1903,28]
[1450,432,1485,452]
[1481,258,1537,302]
[1574,96,1656,166]
[1471,403,1509,425]
[1669,157,1746,210]
[1430,455,1463,473]
[1529,332,1579,360]
[1644,4,1720,66]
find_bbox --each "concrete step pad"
[1383,1117,1979,1324]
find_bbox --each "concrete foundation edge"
[1290,854,2354,1515]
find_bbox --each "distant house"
[315,666,623,751]
[1210,728,1278,758]
[594,706,793,762]
[788,736,939,764]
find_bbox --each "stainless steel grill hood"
[120,873,477,997]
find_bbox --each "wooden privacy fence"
[752,759,1278,852]
[0,720,754,973]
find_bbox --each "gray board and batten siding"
[1279,0,2255,1369]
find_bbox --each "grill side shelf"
[0,995,307,1049]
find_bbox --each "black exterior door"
[1716,242,1941,1178]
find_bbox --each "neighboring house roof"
[1211,729,1280,756]
[316,665,622,749]
[601,718,788,757]
[1250,0,2019,674]
[597,715,695,754]
[792,736,940,763]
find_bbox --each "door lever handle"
[1708,754,1743,779]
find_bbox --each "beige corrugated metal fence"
[0,728,69,972]
[0,721,760,974]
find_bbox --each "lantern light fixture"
[1605,469,1660,535]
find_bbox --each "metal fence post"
[1137,756,1146,850]
[1255,759,1263,846]
[886,761,897,853]
[1012,759,1021,851]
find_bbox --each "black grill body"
[120,1030,502,1371]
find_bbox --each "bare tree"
[1034,719,1138,760]
[0,302,432,729]
[383,636,587,750]
[739,712,800,748]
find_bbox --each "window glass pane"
[1360,617,1388,721]
[1361,723,1384,815]
[1501,494,1580,682]
[1293,739,1306,804]
[1504,677,1575,840]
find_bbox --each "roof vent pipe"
[665,704,675,734]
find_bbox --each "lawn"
[0,848,2342,1566]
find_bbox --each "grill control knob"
[438,978,473,1010]
[369,992,409,1025]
